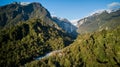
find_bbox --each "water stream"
[35,50,62,60]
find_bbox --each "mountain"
[77,9,120,34]
[0,2,74,67]
[1,1,120,67]
[25,25,120,67]
[0,18,74,67]
[52,16,78,37]
[0,2,59,29]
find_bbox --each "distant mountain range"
[1,2,120,35]
[76,9,120,34]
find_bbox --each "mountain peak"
[20,2,30,6]
[0,2,56,29]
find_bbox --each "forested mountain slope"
[0,18,73,67]
[26,25,120,67]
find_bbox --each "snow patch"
[70,19,79,26]
[89,9,106,16]
[20,2,30,6]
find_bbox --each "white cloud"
[108,2,120,10]
[108,2,120,7]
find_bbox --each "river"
[35,50,62,60]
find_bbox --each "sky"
[0,0,120,21]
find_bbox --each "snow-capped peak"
[20,2,30,6]
[89,8,120,16]
[89,9,106,16]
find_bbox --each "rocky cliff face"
[0,2,58,29]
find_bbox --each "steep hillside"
[25,25,120,67]
[0,18,73,67]
[77,9,120,34]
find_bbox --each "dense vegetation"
[0,2,120,67]
[0,19,73,67]
[26,26,120,67]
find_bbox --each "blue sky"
[0,0,120,21]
